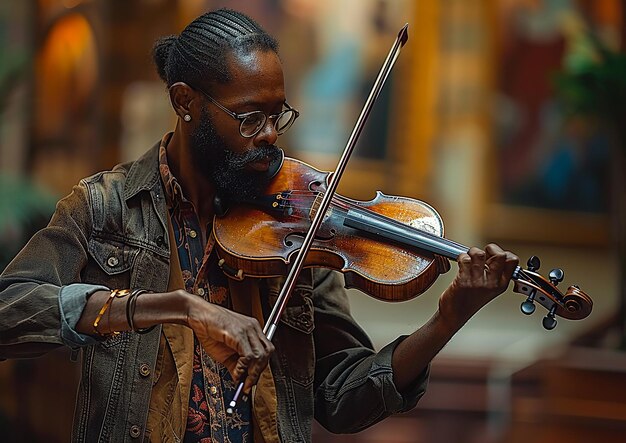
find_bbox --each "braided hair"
[152,8,279,88]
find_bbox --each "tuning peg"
[542,305,558,330]
[520,291,536,315]
[527,256,541,272]
[548,268,564,286]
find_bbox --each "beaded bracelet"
[125,289,156,334]
[93,289,131,336]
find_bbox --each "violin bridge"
[309,192,323,220]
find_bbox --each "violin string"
[280,192,441,239]
[271,192,568,300]
[284,193,460,248]
[271,192,570,305]
[271,190,469,254]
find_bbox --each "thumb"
[224,355,249,383]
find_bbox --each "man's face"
[189,49,287,202]
[189,106,282,202]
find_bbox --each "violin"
[223,23,592,413]
[213,157,593,331]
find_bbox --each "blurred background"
[0,0,625,442]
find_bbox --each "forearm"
[393,244,519,391]
[75,289,194,336]
[391,309,461,392]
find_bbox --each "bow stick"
[228,23,410,414]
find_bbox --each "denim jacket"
[0,142,428,442]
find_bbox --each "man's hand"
[438,243,519,330]
[186,295,274,394]
[391,244,518,391]
[76,288,274,394]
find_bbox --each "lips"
[246,157,271,172]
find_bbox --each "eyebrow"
[233,98,288,113]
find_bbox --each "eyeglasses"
[194,86,300,138]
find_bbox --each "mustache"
[223,144,282,170]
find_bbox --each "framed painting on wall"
[486,0,619,246]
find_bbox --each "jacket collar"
[123,133,173,201]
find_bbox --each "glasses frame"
[193,86,299,138]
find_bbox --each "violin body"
[213,157,451,301]
[214,157,592,328]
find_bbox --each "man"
[0,8,518,443]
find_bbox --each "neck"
[166,124,216,222]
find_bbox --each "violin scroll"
[512,256,593,330]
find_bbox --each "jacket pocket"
[276,291,315,387]
[83,237,140,291]
[88,237,140,275]
[280,291,314,334]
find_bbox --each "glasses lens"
[275,110,296,135]
[240,112,266,137]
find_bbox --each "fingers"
[502,250,520,280]
[444,243,520,323]
[457,247,486,281]
[241,327,273,394]
[457,244,519,286]
[226,317,275,390]
[485,243,519,282]
[190,304,275,390]
[229,352,270,397]
[469,247,486,280]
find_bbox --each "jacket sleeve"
[312,269,429,434]
[0,181,103,359]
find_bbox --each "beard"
[190,106,283,203]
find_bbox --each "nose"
[253,118,278,146]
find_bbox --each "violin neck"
[343,208,468,261]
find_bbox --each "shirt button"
[107,256,119,267]
[129,424,141,438]
[197,288,205,296]
[139,363,151,377]
[189,230,197,238]
[210,386,218,396]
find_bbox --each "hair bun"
[152,34,178,84]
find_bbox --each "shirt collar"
[123,138,163,202]
[157,132,186,209]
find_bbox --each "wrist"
[183,291,214,328]
[431,310,452,335]
[126,289,192,329]
[435,297,470,336]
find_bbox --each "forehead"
[213,49,285,104]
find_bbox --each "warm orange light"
[35,12,97,138]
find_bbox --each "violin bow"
[227,24,410,414]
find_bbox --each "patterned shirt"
[158,135,252,442]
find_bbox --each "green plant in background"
[554,15,626,348]
[555,36,626,142]
[0,175,57,269]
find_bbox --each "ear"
[169,82,197,120]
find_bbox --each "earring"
[183,114,192,122]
